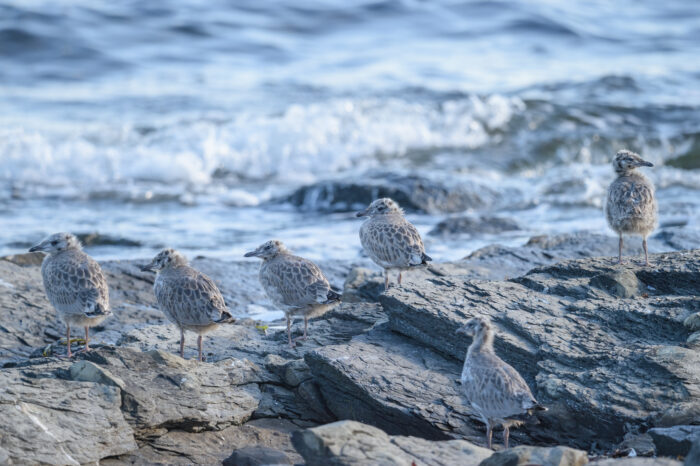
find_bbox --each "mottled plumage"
[142,249,234,361]
[457,317,544,449]
[356,198,431,289]
[245,240,340,348]
[30,233,111,357]
[605,149,657,265]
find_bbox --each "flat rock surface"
[292,420,493,466]
[480,445,589,466]
[0,360,137,465]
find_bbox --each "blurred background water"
[1,0,699,262]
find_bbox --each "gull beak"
[355,208,368,218]
[29,244,43,253]
[639,160,654,167]
[140,264,155,272]
[243,250,257,258]
[456,327,467,335]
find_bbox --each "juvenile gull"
[245,240,340,348]
[356,198,432,290]
[605,149,657,266]
[141,249,234,361]
[29,233,111,357]
[457,317,545,449]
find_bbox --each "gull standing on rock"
[141,249,234,361]
[29,233,111,357]
[245,240,340,348]
[457,317,545,449]
[606,149,657,266]
[356,198,432,290]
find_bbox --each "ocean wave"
[0,95,524,192]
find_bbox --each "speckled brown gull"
[245,240,340,348]
[605,149,657,266]
[355,198,432,290]
[29,232,111,358]
[141,248,234,361]
[456,317,545,449]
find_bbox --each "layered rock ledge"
[1,238,698,464]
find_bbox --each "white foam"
[0,96,524,195]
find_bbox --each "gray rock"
[653,227,700,252]
[223,446,291,466]
[71,346,262,433]
[615,432,656,457]
[686,434,700,466]
[306,325,490,444]
[103,419,303,465]
[656,402,700,427]
[281,174,498,214]
[367,251,700,448]
[292,420,493,466]
[479,445,588,466]
[594,459,681,466]
[429,216,521,237]
[588,269,643,298]
[648,425,700,458]
[0,363,137,465]
[342,267,385,303]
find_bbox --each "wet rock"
[103,419,303,465]
[0,363,137,465]
[76,232,142,247]
[684,312,700,331]
[282,174,498,214]
[375,250,700,448]
[653,227,700,252]
[264,354,313,387]
[429,216,520,237]
[686,435,700,466]
[588,270,643,298]
[648,425,700,458]
[223,446,291,466]
[479,445,588,466]
[656,401,700,427]
[594,459,681,466]
[291,420,493,466]
[342,267,385,302]
[615,432,656,457]
[1,251,45,266]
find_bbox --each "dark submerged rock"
[280,174,498,214]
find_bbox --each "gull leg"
[643,236,650,266]
[179,328,185,358]
[618,234,624,264]
[197,335,203,362]
[294,316,310,342]
[504,426,510,449]
[384,269,389,291]
[66,324,72,358]
[486,422,493,450]
[287,315,295,348]
[84,327,90,352]
[398,271,402,286]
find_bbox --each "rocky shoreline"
[1,231,698,465]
